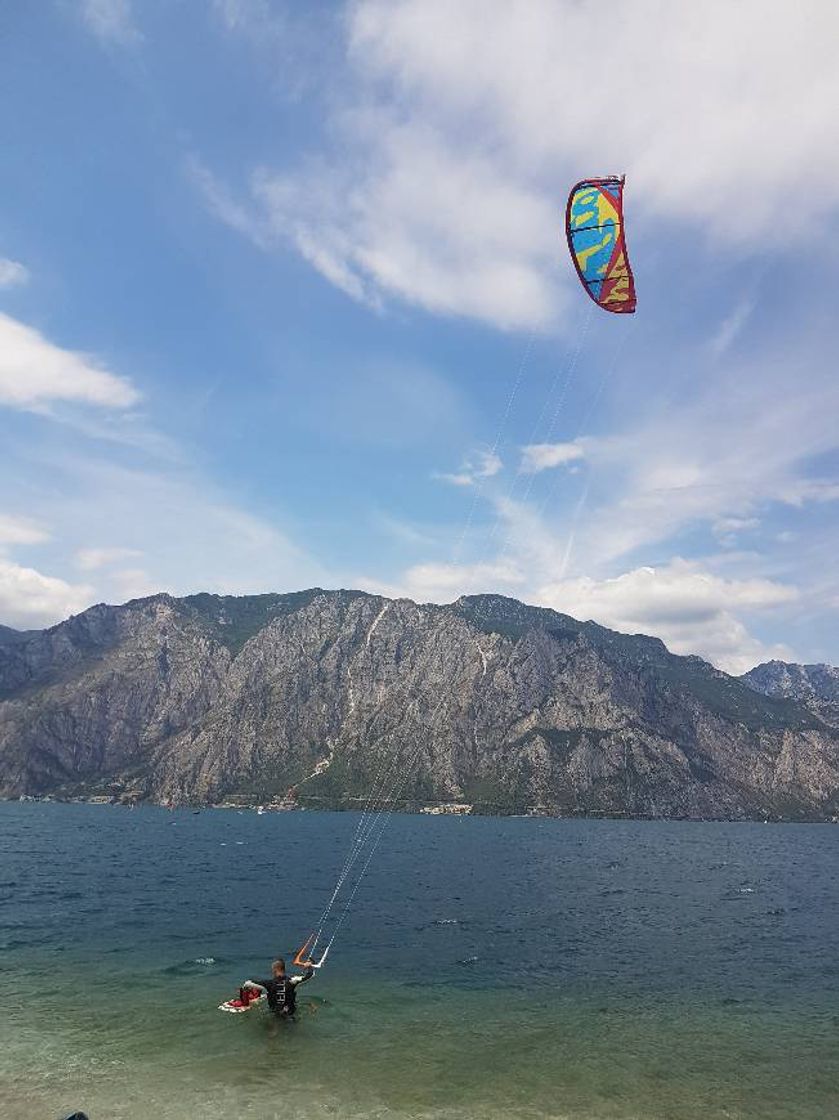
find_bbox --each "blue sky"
[1,0,838,673]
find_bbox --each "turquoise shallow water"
[2,803,838,1119]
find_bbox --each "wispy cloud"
[437,448,502,487]
[198,0,839,329]
[5,452,329,617]
[75,546,142,572]
[709,300,755,357]
[251,132,561,329]
[186,158,270,249]
[213,0,278,35]
[520,441,584,475]
[713,516,760,547]
[562,334,839,572]
[348,0,839,243]
[370,510,799,672]
[0,259,29,289]
[369,320,839,672]
[0,514,49,548]
[0,313,140,411]
[78,0,142,47]
[107,566,160,601]
[209,0,335,99]
[776,479,839,507]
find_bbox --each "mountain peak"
[2,587,838,818]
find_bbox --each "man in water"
[241,957,314,1019]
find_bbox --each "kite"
[566,176,636,313]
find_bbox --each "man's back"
[255,965,314,1016]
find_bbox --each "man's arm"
[242,978,270,991]
[289,965,315,987]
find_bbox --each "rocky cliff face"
[1,589,838,820]
[742,660,839,729]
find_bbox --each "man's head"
[271,958,286,977]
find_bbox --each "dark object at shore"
[59,1113,89,1120]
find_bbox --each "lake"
[1,803,838,1119]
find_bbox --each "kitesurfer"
[241,957,314,1019]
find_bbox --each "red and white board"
[218,987,266,1013]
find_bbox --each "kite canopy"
[566,176,636,314]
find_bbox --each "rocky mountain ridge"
[1,589,838,820]
[742,660,839,728]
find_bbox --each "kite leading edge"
[566,176,636,313]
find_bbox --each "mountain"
[742,660,839,729]
[1,589,838,820]
[0,624,27,645]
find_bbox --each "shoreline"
[4,793,839,824]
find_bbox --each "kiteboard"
[218,986,266,1013]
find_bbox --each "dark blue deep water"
[1,803,838,1118]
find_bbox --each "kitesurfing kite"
[566,176,636,313]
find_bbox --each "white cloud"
[368,465,809,672]
[0,452,329,628]
[108,567,160,601]
[213,0,273,34]
[348,0,839,242]
[366,540,796,671]
[0,313,140,411]
[712,516,760,547]
[0,436,334,629]
[520,441,583,475]
[75,546,142,572]
[0,560,93,630]
[187,158,270,249]
[437,473,474,489]
[714,518,760,536]
[248,131,561,329]
[361,558,524,603]
[79,0,142,46]
[538,560,797,674]
[202,0,839,328]
[0,515,49,548]
[10,455,329,612]
[372,512,437,549]
[437,448,502,487]
[560,333,839,571]
[0,259,29,289]
[349,265,839,671]
[776,479,839,507]
[709,300,755,358]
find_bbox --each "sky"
[1,0,838,674]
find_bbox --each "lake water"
[1,803,838,1119]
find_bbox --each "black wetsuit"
[253,967,314,1017]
